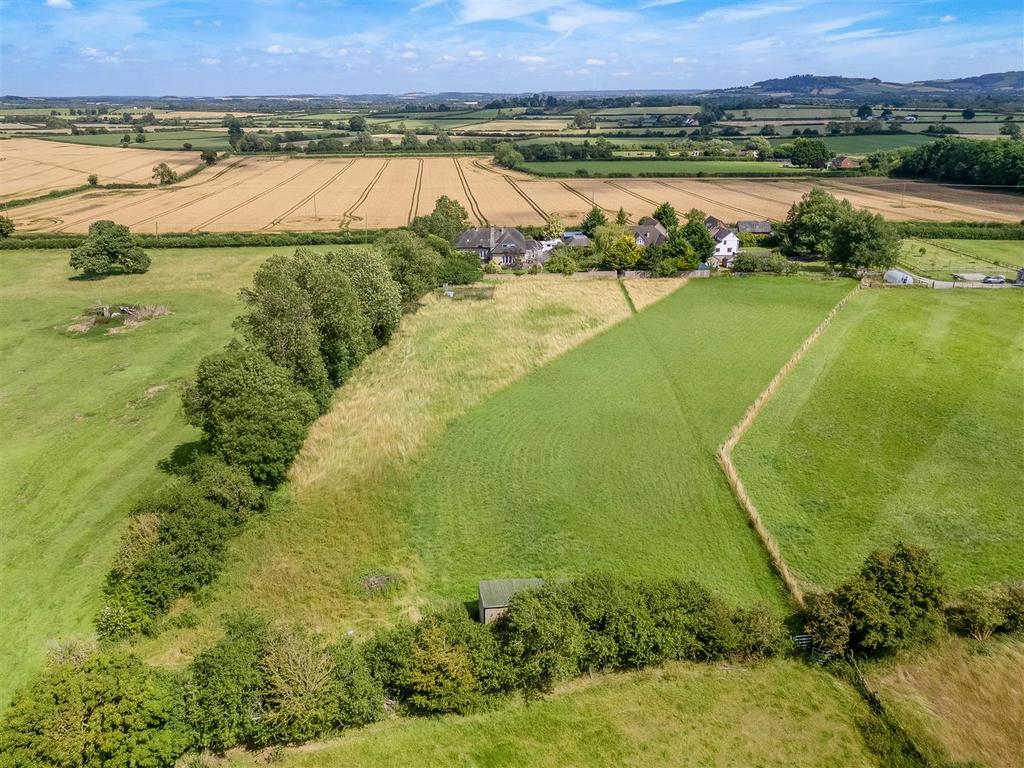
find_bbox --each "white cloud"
[201,57,221,65]
[467,49,486,58]
[401,50,418,59]
[672,56,693,63]
[413,0,445,10]
[45,0,73,8]
[641,0,687,7]
[519,55,546,62]
[264,44,294,54]
[564,67,590,76]
[698,3,805,23]
[613,69,631,76]
[441,54,456,61]
[586,57,605,65]
[939,14,955,23]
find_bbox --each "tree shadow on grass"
[158,440,206,476]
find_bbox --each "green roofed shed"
[478,578,544,624]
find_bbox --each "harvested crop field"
[0,138,196,201]
[10,150,1021,233]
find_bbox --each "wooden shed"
[477,578,544,624]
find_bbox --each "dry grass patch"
[136,277,639,666]
[869,636,1024,768]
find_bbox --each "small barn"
[478,578,544,624]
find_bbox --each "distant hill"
[700,72,1023,106]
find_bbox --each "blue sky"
[1,0,1021,96]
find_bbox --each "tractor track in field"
[559,181,615,213]
[453,157,487,225]
[190,160,324,232]
[265,159,354,229]
[655,180,768,220]
[47,157,248,232]
[704,180,799,220]
[407,158,424,224]
[503,175,548,219]
[342,158,389,224]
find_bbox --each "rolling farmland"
[0,138,197,201]
[9,145,1022,233]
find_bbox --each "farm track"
[503,176,548,219]
[655,180,768,220]
[560,181,615,212]
[453,158,487,225]
[407,158,424,224]
[265,159,354,229]
[342,159,389,224]
[191,160,324,231]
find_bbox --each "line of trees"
[93,198,480,641]
[891,136,1024,187]
[3,543,1019,766]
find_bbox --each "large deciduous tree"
[377,229,443,303]
[69,220,150,275]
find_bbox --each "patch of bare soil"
[66,304,169,335]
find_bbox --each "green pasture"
[224,661,874,768]
[414,277,853,609]
[899,239,1022,280]
[518,159,816,176]
[0,245,346,703]
[42,129,231,151]
[733,288,1024,591]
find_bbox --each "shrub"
[731,251,794,274]
[439,249,484,285]
[377,230,442,303]
[186,454,268,520]
[0,215,14,238]
[0,651,191,768]
[87,173,99,186]
[185,614,270,752]
[182,345,318,485]
[732,605,791,660]
[69,220,150,275]
[545,250,579,275]
[98,481,237,639]
[409,196,470,243]
[949,586,1009,641]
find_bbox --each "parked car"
[982,275,1006,284]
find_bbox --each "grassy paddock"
[222,660,874,768]
[134,277,681,666]
[733,288,1024,591]
[869,636,1024,768]
[0,245,347,702]
[899,239,1023,280]
[412,277,853,609]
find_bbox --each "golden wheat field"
[7,140,1021,233]
[0,138,198,201]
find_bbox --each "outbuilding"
[478,578,544,623]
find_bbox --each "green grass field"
[733,288,1024,591]
[413,277,853,609]
[518,159,815,176]
[0,245,347,702]
[768,134,937,153]
[224,660,874,768]
[899,239,1022,280]
[42,130,232,151]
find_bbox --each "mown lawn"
[0,245,344,702]
[224,660,874,768]
[733,288,1024,591]
[517,159,816,176]
[413,277,853,610]
[899,239,1022,280]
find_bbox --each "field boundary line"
[453,157,487,225]
[407,158,424,224]
[266,159,354,229]
[343,158,389,224]
[717,280,864,609]
[124,158,256,230]
[606,180,659,210]
[616,278,638,314]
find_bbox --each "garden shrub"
[327,248,403,345]
[186,454,268,520]
[439,249,484,285]
[731,251,794,274]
